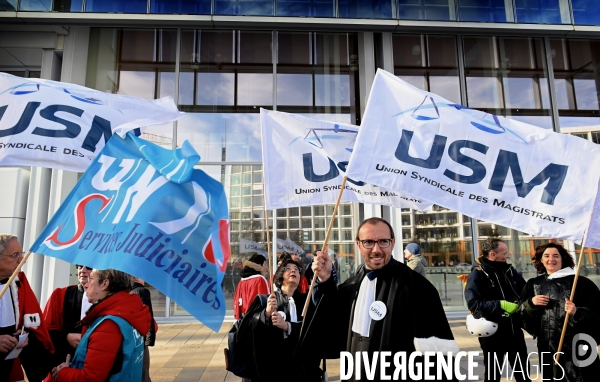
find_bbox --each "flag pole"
[555,230,589,364]
[264,205,273,277]
[0,251,32,300]
[301,176,347,317]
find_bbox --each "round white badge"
[369,301,387,321]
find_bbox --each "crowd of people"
[0,234,156,382]
[231,220,600,382]
[3,215,600,382]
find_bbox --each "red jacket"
[56,291,151,382]
[233,274,270,319]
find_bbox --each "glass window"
[117,71,156,100]
[18,0,51,11]
[277,74,313,106]
[314,218,326,229]
[290,219,300,229]
[314,206,325,216]
[215,0,274,15]
[196,73,235,106]
[338,0,394,19]
[551,39,600,115]
[276,1,335,17]
[177,113,262,162]
[399,0,452,21]
[302,219,312,228]
[277,209,287,217]
[393,34,460,103]
[277,220,287,229]
[315,231,326,241]
[341,205,352,215]
[342,217,352,227]
[86,0,147,14]
[239,32,272,64]
[238,73,273,106]
[1,0,16,11]
[464,36,551,117]
[315,74,351,107]
[572,0,600,25]
[458,0,508,22]
[289,207,299,217]
[514,0,565,24]
[151,0,211,14]
[301,207,312,216]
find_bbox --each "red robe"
[8,272,55,381]
[233,274,270,319]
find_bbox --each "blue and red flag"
[30,133,230,331]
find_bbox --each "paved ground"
[149,318,541,382]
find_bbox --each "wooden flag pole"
[555,232,589,364]
[0,251,32,300]
[301,176,348,317]
[264,204,273,277]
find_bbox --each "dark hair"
[278,252,293,266]
[94,269,134,294]
[480,238,506,258]
[532,243,574,274]
[355,218,395,241]
[248,254,266,265]
[274,259,303,289]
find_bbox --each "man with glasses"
[43,264,94,373]
[0,234,54,382]
[309,218,457,381]
[464,237,529,382]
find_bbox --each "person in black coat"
[249,258,322,382]
[464,238,529,382]
[309,218,458,381]
[130,278,156,382]
[519,242,600,381]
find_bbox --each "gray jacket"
[406,255,427,277]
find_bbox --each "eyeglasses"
[77,265,93,270]
[283,266,300,273]
[358,239,393,249]
[2,252,24,260]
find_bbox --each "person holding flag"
[309,218,458,380]
[0,234,54,382]
[519,243,600,381]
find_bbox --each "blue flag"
[30,133,230,331]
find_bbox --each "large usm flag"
[345,69,600,244]
[261,109,433,211]
[0,72,183,172]
[30,133,230,331]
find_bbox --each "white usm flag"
[239,238,265,254]
[0,72,183,172]
[260,109,433,211]
[345,69,600,244]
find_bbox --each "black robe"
[301,258,458,381]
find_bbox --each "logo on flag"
[31,133,230,331]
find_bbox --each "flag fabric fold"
[30,133,229,331]
[260,108,433,211]
[345,69,600,244]
[0,72,184,172]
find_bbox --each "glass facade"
[3,0,599,26]
[3,0,600,318]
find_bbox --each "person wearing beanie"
[233,254,270,319]
[404,243,427,277]
[464,238,529,382]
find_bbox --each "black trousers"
[480,331,531,382]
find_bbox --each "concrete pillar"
[39,26,90,307]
